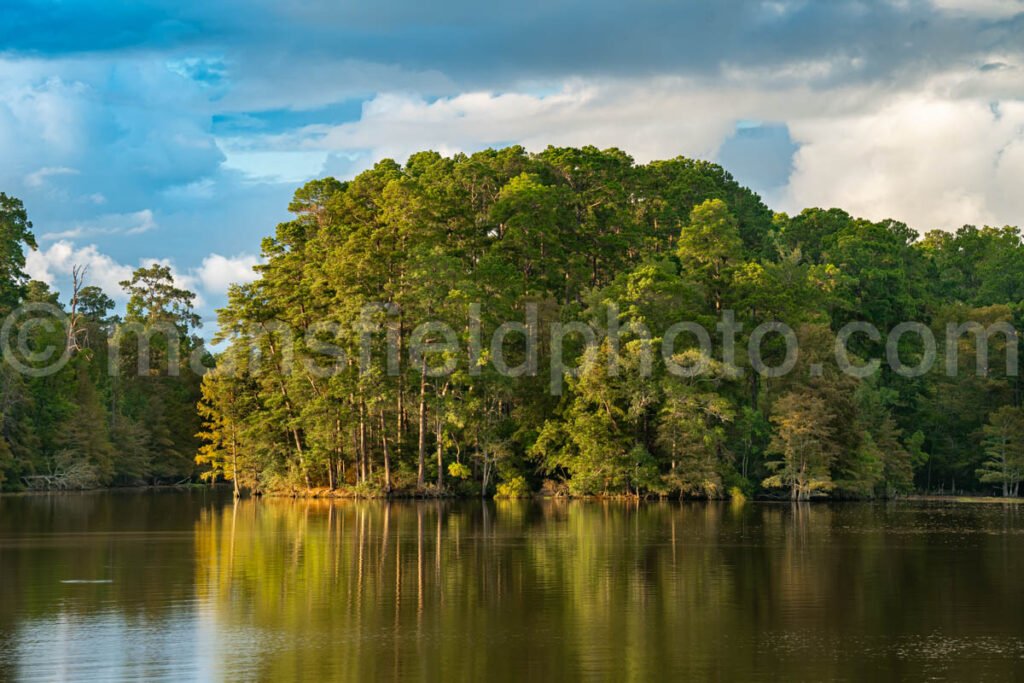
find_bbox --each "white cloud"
[224,80,750,175]
[931,0,1024,19]
[42,209,158,240]
[23,241,239,310]
[214,62,1024,232]
[25,166,78,187]
[196,253,261,295]
[25,241,135,299]
[783,85,1024,231]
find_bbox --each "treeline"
[3,146,1024,498]
[0,192,204,490]
[195,146,1023,499]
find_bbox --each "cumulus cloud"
[0,56,225,219]
[25,241,135,299]
[197,253,261,294]
[223,82,745,174]
[220,63,1024,231]
[24,241,224,310]
[783,92,1024,230]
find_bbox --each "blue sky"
[3,0,1024,325]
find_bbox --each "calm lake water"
[1,492,1023,681]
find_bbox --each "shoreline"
[3,485,1022,504]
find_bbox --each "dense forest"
[0,191,205,490]
[2,146,1024,499]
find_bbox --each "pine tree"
[676,199,742,313]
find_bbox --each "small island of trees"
[2,146,1024,499]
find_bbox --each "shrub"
[495,475,531,499]
[728,486,747,503]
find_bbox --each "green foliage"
[121,264,201,331]
[976,406,1024,497]
[676,199,743,312]
[728,486,747,503]
[447,462,472,479]
[0,205,203,489]
[762,390,838,500]
[186,146,1024,499]
[0,192,37,313]
[495,475,531,499]
[6,143,1023,498]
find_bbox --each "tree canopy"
[3,145,1023,498]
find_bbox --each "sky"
[3,0,1024,326]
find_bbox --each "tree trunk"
[396,389,404,459]
[380,409,392,494]
[351,427,361,485]
[230,433,240,498]
[333,416,343,490]
[436,416,444,489]
[482,457,491,497]
[264,329,307,486]
[417,357,427,487]
[397,316,405,456]
[359,400,367,484]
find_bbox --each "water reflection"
[2,493,1024,681]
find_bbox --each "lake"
[1,492,1023,681]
